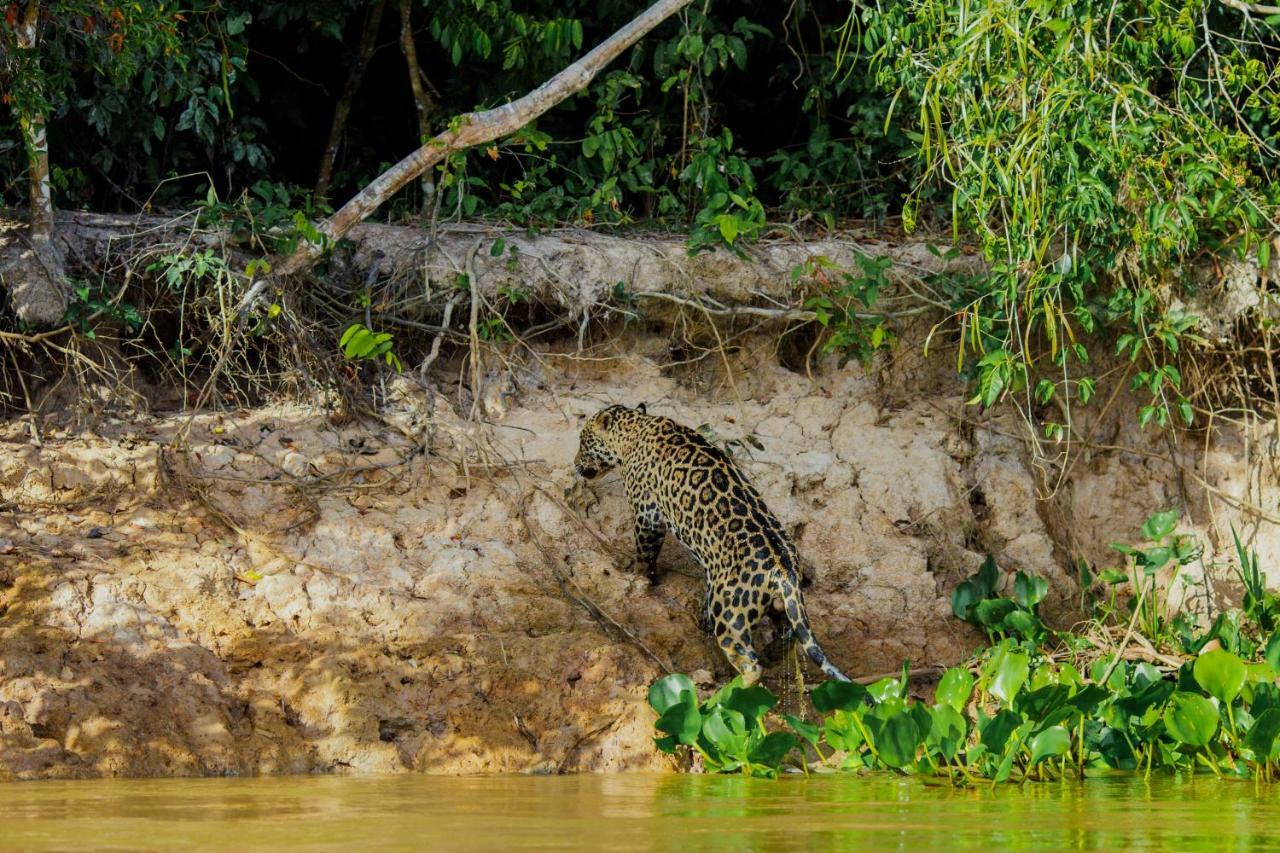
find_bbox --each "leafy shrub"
[865,0,1280,429]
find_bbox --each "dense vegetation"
[3,0,1280,433]
[649,512,1280,781]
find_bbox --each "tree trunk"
[267,0,693,286]
[314,0,387,206]
[398,0,438,207]
[1,1,69,326]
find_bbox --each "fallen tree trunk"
[45,211,982,324]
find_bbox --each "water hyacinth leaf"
[750,731,798,766]
[701,707,749,756]
[951,577,984,620]
[722,685,777,724]
[1003,609,1043,640]
[977,555,999,594]
[1245,708,1280,760]
[1163,692,1219,747]
[979,709,1021,754]
[926,704,967,759]
[1029,725,1071,766]
[823,710,866,753]
[990,650,1030,705]
[1114,680,1173,719]
[1097,726,1138,769]
[654,734,678,754]
[867,676,904,704]
[648,673,697,715]
[812,680,869,712]
[936,667,975,713]
[1015,684,1071,723]
[1194,649,1247,705]
[1014,571,1048,608]
[994,745,1019,783]
[973,597,1018,630]
[909,702,933,744]
[656,700,702,746]
[1058,663,1084,687]
[1254,682,1280,717]
[873,711,922,769]
[1132,662,1163,688]
[1141,509,1179,541]
[784,715,821,747]
[1266,632,1280,673]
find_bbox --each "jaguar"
[573,402,850,686]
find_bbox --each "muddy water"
[6,773,1278,850]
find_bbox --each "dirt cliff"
[1,326,1273,779]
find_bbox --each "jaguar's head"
[573,403,647,479]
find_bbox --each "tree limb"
[270,0,693,282]
[1219,0,1280,16]
[314,0,387,205]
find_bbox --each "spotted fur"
[574,403,850,686]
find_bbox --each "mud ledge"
[2,222,1278,780]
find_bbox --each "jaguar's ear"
[597,407,617,430]
[637,402,647,415]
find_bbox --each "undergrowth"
[648,511,1280,782]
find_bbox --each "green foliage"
[647,674,799,777]
[339,322,402,371]
[61,279,142,338]
[0,2,268,199]
[951,555,1049,643]
[865,0,1280,430]
[797,253,896,366]
[650,637,1280,781]
[651,503,1280,782]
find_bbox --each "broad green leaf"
[1245,708,1280,760]
[979,709,1021,754]
[822,710,866,753]
[872,710,921,769]
[1028,725,1071,766]
[1265,632,1280,673]
[977,555,999,595]
[973,597,1017,629]
[701,707,749,757]
[926,704,967,760]
[1194,649,1247,705]
[655,700,702,746]
[867,676,904,704]
[1014,571,1048,608]
[811,680,868,712]
[1141,509,1179,541]
[721,684,777,724]
[1163,692,1219,747]
[784,715,821,747]
[750,731,798,766]
[951,578,983,620]
[935,667,974,713]
[648,673,697,715]
[990,650,1029,705]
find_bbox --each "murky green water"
[5,773,1280,851]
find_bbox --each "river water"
[6,772,1279,850]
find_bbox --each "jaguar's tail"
[775,568,850,682]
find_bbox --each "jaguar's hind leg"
[711,609,763,686]
[757,598,794,666]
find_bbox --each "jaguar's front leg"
[633,502,667,586]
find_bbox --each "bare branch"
[1220,0,1280,16]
